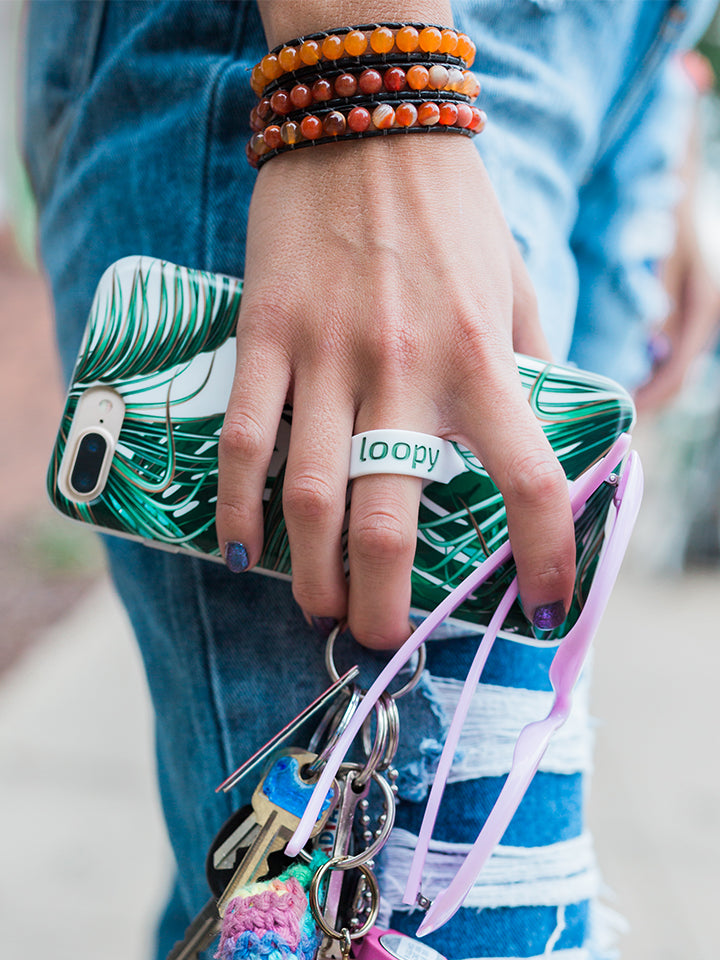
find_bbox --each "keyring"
[309,857,380,941]
[332,764,397,868]
[325,624,426,699]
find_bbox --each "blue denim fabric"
[23,2,717,958]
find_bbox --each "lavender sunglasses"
[286,432,643,935]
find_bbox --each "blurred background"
[1,3,719,959]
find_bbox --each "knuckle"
[352,511,415,565]
[215,497,254,530]
[219,411,268,466]
[283,473,336,524]
[504,450,567,505]
[531,557,576,595]
[366,320,421,377]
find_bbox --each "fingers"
[282,373,353,625]
[454,347,576,631]
[216,334,290,571]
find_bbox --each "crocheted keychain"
[214,853,327,960]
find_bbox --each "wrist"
[258,1,454,47]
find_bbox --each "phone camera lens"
[70,431,108,495]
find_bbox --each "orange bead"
[419,26,442,53]
[261,53,282,81]
[417,102,440,126]
[300,115,323,140]
[263,125,282,150]
[460,71,481,98]
[322,34,345,60]
[371,103,395,129]
[347,106,371,132]
[396,25,419,53]
[455,33,476,65]
[395,102,418,127]
[439,29,458,55]
[438,102,459,125]
[370,26,394,54]
[280,121,300,144]
[299,39,321,65]
[278,45,299,72]
[446,67,464,92]
[406,64,430,91]
[250,132,270,156]
[250,64,266,96]
[455,102,473,128]
[344,29,368,56]
[469,107,486,132]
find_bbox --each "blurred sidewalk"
[0,526,718,960]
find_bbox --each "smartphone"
[48,255,635,633]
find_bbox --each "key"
[317,767,371,960]
[216,748,337,916]
[166,898,220,960]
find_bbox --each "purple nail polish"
[225,541,249,573]
[532,601,566,631]
[311,616,339,639]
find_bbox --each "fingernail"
[311,616,339,639]
[224,541,249,573]
[532,601,566,631]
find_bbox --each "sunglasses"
[285,432,643,935]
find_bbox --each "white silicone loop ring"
[349,429,468,484]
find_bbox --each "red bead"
[358,68,383,95]
[394,102,418,127]
[263,125,282,149]
[270,89,292,115]
[455,102,473,128]
[417,102,440,126]
[249,106,263,132]
[347,106,371,132]
[334,73,358,98]
[312,78,333,102]
[300,115,323,139]
[438,102,459,126]
[246,141,259,168]
[383,67,407,92]
[323,110,347,136]
[257,98,272,121]
[290,84,312,109]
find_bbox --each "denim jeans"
[24,2,716,958]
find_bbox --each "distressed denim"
[24,2,716,958]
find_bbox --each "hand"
[634,222,720,415]
[216,135,576,648]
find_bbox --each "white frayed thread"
[426,671,593,780]
[544,903,567,954]
[377,829,599,925]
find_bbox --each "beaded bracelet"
[251,66,480,129]
[251,23,476,95]
[247,101,487,167]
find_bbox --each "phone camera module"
[70,432,108,495]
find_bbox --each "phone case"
[48,255,635,635]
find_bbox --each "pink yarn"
[221,877,307,950]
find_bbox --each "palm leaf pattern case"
[48,256,635,637]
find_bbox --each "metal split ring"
[331,764,396,868]
[306,685,363,776]
[309,857,380,942]
[325,624,426,700]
